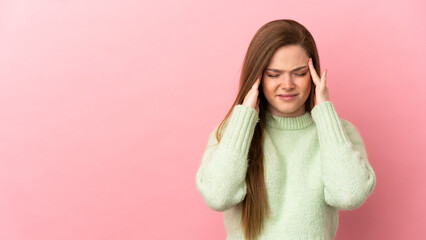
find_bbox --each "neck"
[264,109,314,130]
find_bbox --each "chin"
[276,103,300,111]
[273,102,304,115]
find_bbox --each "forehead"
[267,45,309,69]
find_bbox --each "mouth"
[278,93,298,100]
[278,93,298,97]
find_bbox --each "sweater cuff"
[218,104,259,156]
[311,101,349,145]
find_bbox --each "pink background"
[0,0,425,239]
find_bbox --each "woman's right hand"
[242,74,261,113]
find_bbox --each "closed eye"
[267,72,307,78]
[267,75,279,78]
[296,72,307,77]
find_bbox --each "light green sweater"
[195,101,376,240]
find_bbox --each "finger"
[324,70,327,87]
[308,58,320,86]
[321,69,327,88]
[253,74,261,88]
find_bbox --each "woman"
[195,19,376,240]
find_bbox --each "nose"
[279,74,295,90]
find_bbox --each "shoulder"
[340,118,358,133]
[340,118,365,143]
[206,120,228,148]
[340,118,354,129]
[340,118,358,132]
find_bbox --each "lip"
[278,94,298,100]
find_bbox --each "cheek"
[303,77,312,92]
[262,83,275,100]
[262,81,272,93]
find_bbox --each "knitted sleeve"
[311,101,377,210]
[195,104,259,211]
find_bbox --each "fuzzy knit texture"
[195,101,376,240]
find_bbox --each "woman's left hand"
[308,58,329,106]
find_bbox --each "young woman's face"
[262,44,312,117]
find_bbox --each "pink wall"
[0,0,425,239]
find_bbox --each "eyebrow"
[266,66,308,73]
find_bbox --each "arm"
[195,104,259,211]
[311,101,377,210]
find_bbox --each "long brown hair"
[214,19,322,240]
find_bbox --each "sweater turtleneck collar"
[265,109,314,130]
